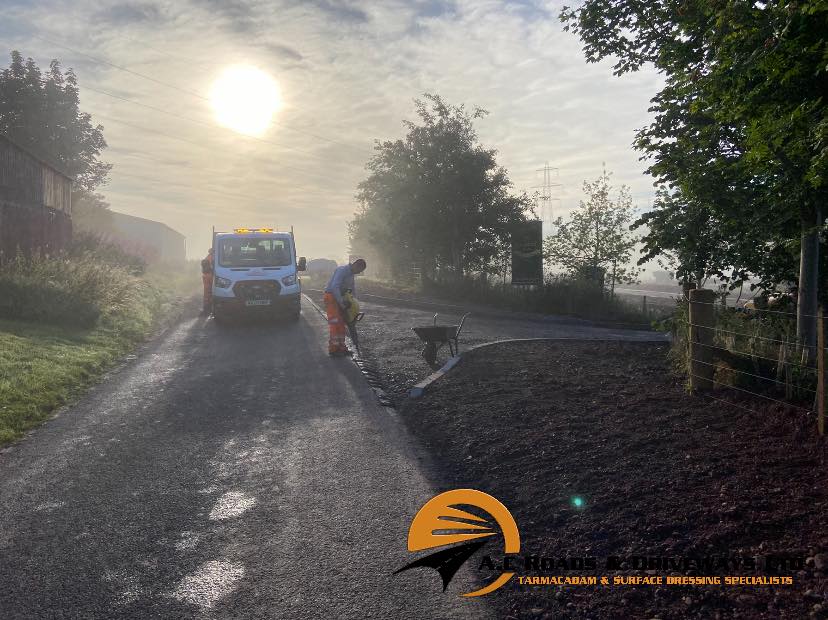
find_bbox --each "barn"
[108,211,186,264]
[0,134,72,260]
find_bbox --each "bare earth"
[305,290,666,405]
[399,340,828,619]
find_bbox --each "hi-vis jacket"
[324,265,355,307]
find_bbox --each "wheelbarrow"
[412,313,470,365]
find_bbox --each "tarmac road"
[0,300,495,619]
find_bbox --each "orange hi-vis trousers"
[324,292,347,353]
[202,273,213,310]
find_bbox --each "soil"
[303,290,665,406]
[399,340,828,620]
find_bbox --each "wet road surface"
[0,300,494,619]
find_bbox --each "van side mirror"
[297,257,307,271]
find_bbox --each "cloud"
[94,2,162,26]
[190,0,258,34]
[2,0,664,261]
[297,0,369,24]
[414,0,457,19]
[260,42,304,63]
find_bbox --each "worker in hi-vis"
[324,259,366,356]
[201,248,214,314]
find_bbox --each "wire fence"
[689,358,817,394]
[691,341,817,371]
[688,373,815,415]
[678,291,825,436]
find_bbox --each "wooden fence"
[687,288,825,436]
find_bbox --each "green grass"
[662,299,817,400]
[0,262,197,446]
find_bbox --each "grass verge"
[0,260,198,446]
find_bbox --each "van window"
[218,237,291,267]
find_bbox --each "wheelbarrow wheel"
[422,342,438,365]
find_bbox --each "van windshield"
[218,237,291,267]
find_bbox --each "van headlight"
[281,274,296,286]
[215,276,232,288]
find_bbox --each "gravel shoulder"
[399,340,828,619]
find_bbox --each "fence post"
[689,288,716,391]
[818,306,824,436]
[642,295,648,317]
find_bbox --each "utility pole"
[533,163,562,234]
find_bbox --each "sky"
[0,0,664,263]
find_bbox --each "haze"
[0,0,662,260]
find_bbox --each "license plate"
[245,299,271,306]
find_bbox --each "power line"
[33,33,371,155]
[107,149,346,196]
[33,34,206,100]
[84,85,322,158]
[106,169,338,209]
[91,112,352,185]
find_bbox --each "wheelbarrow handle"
[456,312,470,337]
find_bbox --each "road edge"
[409,337,669,399]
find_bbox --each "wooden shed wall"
[0,136,73,259]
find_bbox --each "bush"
[420,275,650,324]
[665,298,816,400]
[0,253,147,328]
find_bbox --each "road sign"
[511,220,543,286]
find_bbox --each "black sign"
[511,220,543,285]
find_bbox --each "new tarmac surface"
[0,301,496,619]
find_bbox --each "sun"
[209,65,281,137]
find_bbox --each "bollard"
[689,288,716,391]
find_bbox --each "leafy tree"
[351,94,533,280]
[72,191,114,234]
[560,1,828,350]
[0,51,111,197]
[544,168,640,294]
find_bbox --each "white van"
[211,228,306,321]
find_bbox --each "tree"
[561,1,828,351]
[72,191,114,234]
[544,168,640,295]
[350,94,533,280]
[0,51,111,200]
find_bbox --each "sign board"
[511,220,543,286]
